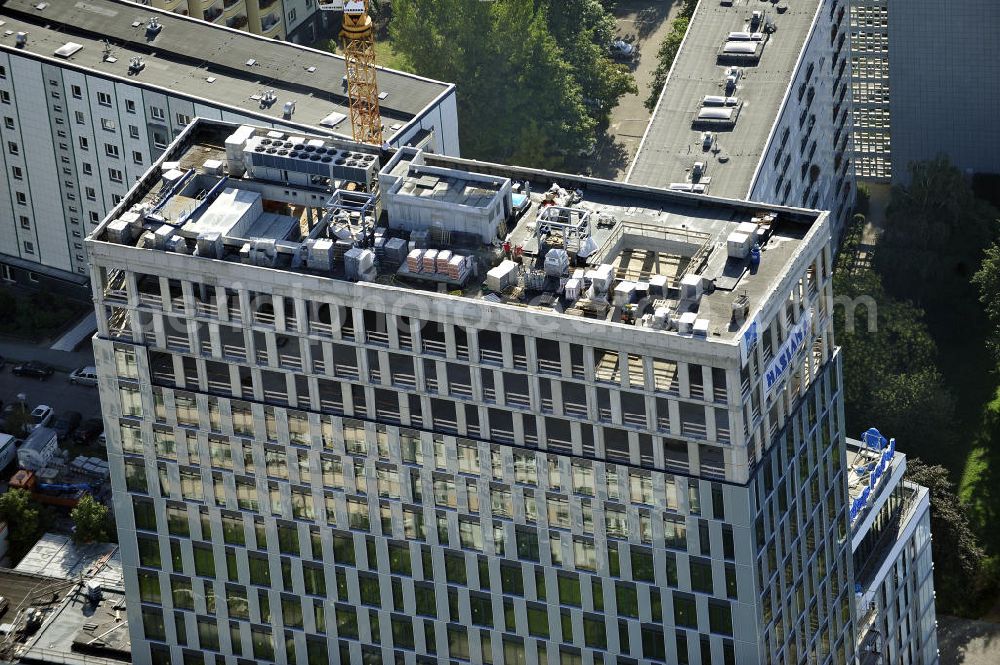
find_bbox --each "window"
[129,124,140,139]
[90,211,100,223]
[126,99,136,113]
[3,117,12,129]
[153,130,167,149]
[108,168,124,184]
[23,241,34,255]
[82,162,92,175]
[79,136,89,150]
[151,106,165,121]
[175,113,191,126]
[15,191,26,205]
[19,216,29,230]
[97,91,112,106]
[7,141,18,155]
[11,166,22,180]
[105,143,120,158]
[86,187,97,201]
[1,265,13,281]
[0,66,6,79]
[133,150,143,165]
[288,8,297,21]
[71,84,82,98]
[101,118,116,132]
[1,91,10,104]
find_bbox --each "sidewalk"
[49,312,97,353]
[937,615,1000,664]
[0,337,95,372]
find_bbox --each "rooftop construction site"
[93,119,829,349]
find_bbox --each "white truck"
[17,427,57,471]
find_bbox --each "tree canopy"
[71,495,111,544]
[390,0,634,168]
[0,488,40,563]
[645,0,698,110]
[973,235,1000,362]
[905,459,992,615]
[876,157,998,310]
[833,221,956,462]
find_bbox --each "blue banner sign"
[763,311,812,397]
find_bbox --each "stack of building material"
[487,260,520,292]
[544,249,570,277]
[444,254,471,281]
[423,249,438,272]
[407,249,424,272]
[385,237,409,265]
[436,250,453,272]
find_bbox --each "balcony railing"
[260,13,281,32]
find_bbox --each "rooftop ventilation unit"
[718,36,765,63]
[731,293,751,325]
[128,56,145,74]
[259,90,278,109]
[727,31,765,41]
[53,42,83,58]
[196,232,223,259]
[146,17,162,38]
[702,95,740,107]
[243,136,378,188]
[282,101,296,118]
[14,32,27,48]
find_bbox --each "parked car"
[12,361,55,379]
[30,405,54,430]
[52,410,82,439]
[74,418,104,444]
[69,366,99,386]
[610,38,638,62]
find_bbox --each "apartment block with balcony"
[88,117,859,665]
[144,0,324,43]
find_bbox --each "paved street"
[937,615,1000,665]
[590,0,684,180]
[0,338,101,422]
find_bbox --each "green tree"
[875,157,999,310]
[391,0,596,168]
[539,0,637,120]
[972,241,1000,361]
[645,0,698,110]
[833,221,956,461]
[0,488,40,562]
[905,459,994,616]
[646,16,689,111]
[71,495,111,544]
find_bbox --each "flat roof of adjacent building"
[627,0,823,197]
[14,533,123,592]
[91,119,829,346]
[0,0,453,140]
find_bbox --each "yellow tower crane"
[318,0,384,145]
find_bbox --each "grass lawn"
[959,385,1000,553]
[0,286,90,341]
